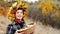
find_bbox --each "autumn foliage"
[7,1,28,21]
[0,5,7,16]
[39,1,60,28]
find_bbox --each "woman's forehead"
[16,10,23,12]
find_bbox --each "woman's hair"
[14,7,25,14]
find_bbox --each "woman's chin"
[17,17,22,20]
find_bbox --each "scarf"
[15,18,24,23]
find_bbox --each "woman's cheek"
[16,14,23,19]
[16,14,19,19]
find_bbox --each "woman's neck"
[15,18,23,23]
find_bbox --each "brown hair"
[13,7,25,14]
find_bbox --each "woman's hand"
[15,30,24,34]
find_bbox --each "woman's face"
[15,10,23,20]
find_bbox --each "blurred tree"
[38,1,60,28]
[0,5,7,16]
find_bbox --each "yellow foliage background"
[7,1,28,21]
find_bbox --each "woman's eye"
[16,12,20,14]
[21,12,23,14]
[17,12,19,13]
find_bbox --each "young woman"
[6,8,26,34]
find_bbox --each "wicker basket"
[17,24,35,34]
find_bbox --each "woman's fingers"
[19,32,24,34]
[15,30,24,34]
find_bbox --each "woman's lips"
[18,16,21,17]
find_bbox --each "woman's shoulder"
[8,21,15,25]
[7,21,16,27]
[7,23,13,28]
[8,23,13,26]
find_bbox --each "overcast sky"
[25,0,39,2]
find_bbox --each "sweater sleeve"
[6,24,14,34]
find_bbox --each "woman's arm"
[6,24,14,34]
